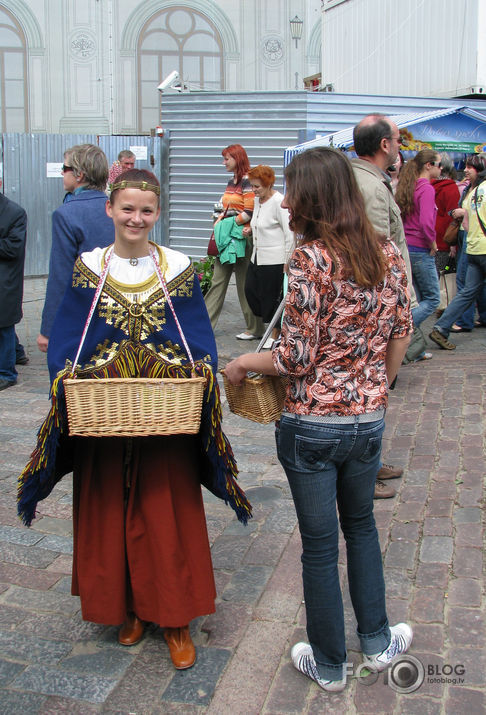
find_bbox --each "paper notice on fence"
[47,163,63,178]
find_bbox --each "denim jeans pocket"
[292,435,341,472]
[359,435,383,463]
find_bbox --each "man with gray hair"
[351,114,419,499]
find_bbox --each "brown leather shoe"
[377,463,403,479]
[118,613,145,646]
[374,479,396,499]
[164,626,196,669]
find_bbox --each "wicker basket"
[221,371,287,424]
[64,376,206,437]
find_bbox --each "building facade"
[0,0,321,135]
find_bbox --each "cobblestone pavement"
[1,276,485,714]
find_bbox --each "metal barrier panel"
[1,134,167,276]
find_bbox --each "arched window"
[0,6,28,132]
[138,6,223,132]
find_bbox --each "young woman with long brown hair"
[395,148,442,330]
[225,147,413,692]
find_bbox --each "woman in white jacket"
[243,165,294,346]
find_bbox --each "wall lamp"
[289,15,303,48]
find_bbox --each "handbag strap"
[473,185,486,237]
[71,245,196,375]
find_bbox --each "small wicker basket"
[64,376,206,437]
[221,372,287,424]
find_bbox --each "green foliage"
[193,256,215,295]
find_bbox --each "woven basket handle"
[149,248,196,372]
[71,246,114,375]
[255,296,286,353]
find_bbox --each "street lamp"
[289,15,303,48]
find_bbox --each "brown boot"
[164,625,196,669]
[118,612,145,646]
[374,479,396,499]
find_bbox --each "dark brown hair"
[109,169,160,206]
[395,148,439,218]
[284,147,387,288]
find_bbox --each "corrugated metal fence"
[1,134,166,276]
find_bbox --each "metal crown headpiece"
[111,180,160,196]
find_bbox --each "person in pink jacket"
[396,149,442,328]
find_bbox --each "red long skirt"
[71,435,216,626]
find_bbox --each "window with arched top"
[0,5,28,132]
[138,6,224,132]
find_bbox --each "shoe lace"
[383,633,406,661]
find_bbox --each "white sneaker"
[262,336,274,349]
[291,642,346,692]
[362,623,413,672]
[236,332,260,340]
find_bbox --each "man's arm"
[0,209,27,260]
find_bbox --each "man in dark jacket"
[0,181,27,390]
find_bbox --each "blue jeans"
[276,413,390,681]
[410,251,440,328]
[0,325,17,382]
[455,233,486,329]
[435,253,486,337]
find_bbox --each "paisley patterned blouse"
[272,239,412,416]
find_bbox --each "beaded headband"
[111,179,160,196]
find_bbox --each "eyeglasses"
[430,161,442,168]
[62,164,73,173]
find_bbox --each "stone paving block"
[0,525,45,547]
[448,607,485,647]
[0,562,63,591]
[210,535,252,570]
[161,647,230,705]
[453,506,481,524]
[410,623,445,655]
[446,687,485,715]
[0,630,73,665]
[221,564,272,604]
[384,541,416,570]
[11,664,117,704]
[202,603,253,648]
[0,604,29,628]
[396,502,425,521]
[419,537,453,564]
[384,568,413,601]
[390,521,420,542]
[452,546,483,579]
[35,501,72,520]
[422,517,453,537]
[46,554,73,574]
[411,588,445,623]
[38,695,101,714]
[35,533,73,555]
[221,517,258,537]
[447,578,481,607]
[60,641,135,678]
[4,584,80,616]
[206,620,291,715]
[0,690,48,714]
[0,541,59,569]
[0,658,25,687]
[415,563,449,590]
[446,647,485,687]
[353,667,400,712]
[15,612,107,642]
[259,499,298,534]
[264,659,313,714]
[454,523,483,548]
[242,531,289,567]
[424,499,453,518]
[32,516,73,537]
[397,696,443,715]
[53,575,73,594]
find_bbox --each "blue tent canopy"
[284,106,486,167]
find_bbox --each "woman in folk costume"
[18,169,251,669]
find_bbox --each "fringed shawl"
[18,248,252,526]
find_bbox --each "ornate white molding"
[307,18,322,62]
[0,0,43,49]
[121,0,238,55]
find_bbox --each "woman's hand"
[224,356,249,385]
[451,208,465,220]
[242,225,252,237]
[429,241,438,256]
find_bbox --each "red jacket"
[432,178,460,251]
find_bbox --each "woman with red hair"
[204,144,264,339]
